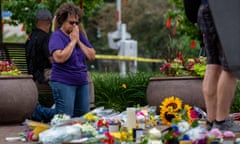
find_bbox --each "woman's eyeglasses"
[68,21,79,25]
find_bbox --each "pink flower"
[160,63,171,71]
[209,128,223,139]
[223,131,235,138]
[173,131,180,137]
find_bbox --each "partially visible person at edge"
[26,9,57,122]
[48,3,96,117]
[198,0,240,132]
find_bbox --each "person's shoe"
[51,104,56,109]
[212,119,240,132]
[206,121,213,131]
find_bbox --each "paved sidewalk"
[0,125,35,144]
[1,122,240,144]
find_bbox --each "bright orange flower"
[166,16,171,30]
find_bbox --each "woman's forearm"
[77,40,96,61]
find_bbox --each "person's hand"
[69,25,79,44]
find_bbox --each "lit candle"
[127,107,136,129]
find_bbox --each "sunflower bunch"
[158,96,205,143]
[159,96,200,127]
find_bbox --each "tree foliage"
[2,0,103,34]
[85,0,201,72]
[163,0,201,60]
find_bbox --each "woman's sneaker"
[206,121,213,131]
[212,119,240,132]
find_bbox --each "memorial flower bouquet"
[159,96,201,126]
[155,96,236,144]
[142,126,236,144]
[159,96,205,143]
[160,52,206,77]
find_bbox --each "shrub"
[91,72,154,112]
[231,81,240,113]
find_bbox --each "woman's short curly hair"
[55,3,83,29]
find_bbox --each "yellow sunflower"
[160,107,178,126]
[159,96,182,112]
[159,96,183,125]
[183,104,192,124]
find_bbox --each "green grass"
[3,33,27,43]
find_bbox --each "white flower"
[148,140,163,144]
[137,114,145,122]
[185,126,205,141]
[148,127,162,139]
[50,114,71,126]
[80,123,98,136]
[177,121,190,132]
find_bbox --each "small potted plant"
[0,60,38,124]
[0,61,22,75]
[159,52,206,78]
[147,52,207,114]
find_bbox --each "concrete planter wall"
[146,76,205,114]
[0,75,38,124]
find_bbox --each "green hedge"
[91,72,154,112]
[39,72,240,113]
[91,72,240,113]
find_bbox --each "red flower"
[97,119,104,127]
[195,57,201,63]
[186,61,195,71]
[97,119,108,127]
[100,132,114,144]
[190,109,199,119]
[177,51,183,60]
[21,24,25,32]
[166,16,171,30]
[160,63,171,71]
[190,40,196,48]
[172,28,177,35]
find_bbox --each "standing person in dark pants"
[198,0,240,132]
[49,3,96,117]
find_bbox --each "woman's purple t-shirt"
[49,29,93,86]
